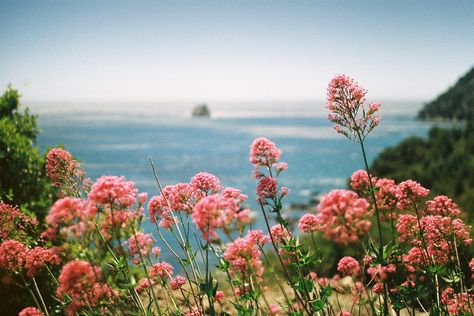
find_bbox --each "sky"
[1,0,473,102]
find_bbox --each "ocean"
[32,100,441,262]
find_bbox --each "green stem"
[357,137,389,316]
[32,277,49,316]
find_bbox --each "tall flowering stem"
[327,75,388,314]
[250,137,314,314]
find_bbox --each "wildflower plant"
[1,75,473,316]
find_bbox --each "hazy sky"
[1,0,473,102]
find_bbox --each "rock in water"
[192,103,210,117]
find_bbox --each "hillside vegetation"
[372,122,474,218]
[418,66,474,120]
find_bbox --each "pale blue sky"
[1,0,473,102]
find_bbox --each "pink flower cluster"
[366,263,397,282]
[45,148,77,187]
[350,170,398,219]
[0,239,28,271]
[148,172,233,231]
[256,176,278,202]
[298,213,320,234]
[192,194,239,240]
[88,175,138,208]
[100,209,136,240]
[126,232,155,264]
[299,189,371,245]
[18,307,43,316]
[150,261,174,280]
[398,214,472,265]
[0,202,37,240]
[249,138,289,205]
[57,260,117,316]
[171,275,186,290]
[395,180,430,210]
[46,197,91,237]
[249,137,282,167]
[0,239,60,278]
[136,277,155,293]
[224,230,269,281]
[190,172,222,197]
[44,174,146,243]
[326,75,381,141]
[442,287,474,315]
[25,246,60,278]
[424,195,461,217]
[337,256,360,277]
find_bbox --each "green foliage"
[418,67,474,120]
[372,121,474,220]
[0,85,53,220]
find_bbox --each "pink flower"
[100,209,135,240]
[270,224,291,241]
[425,195,461,217]
[395,180,429,210]
[272,162,288,174]
[57,260,100,297]
[221,187,247,209]
[469,258,474,279]
[313,189,371,245]
[47,197,90,235]
[372,178,398,219]
[249,137,282,167]
[191,194,237,240]
[350,170,370,192]
[190,172,222,197]
[171,275,186,290]
[298,213,320,234]
[337,256,360,277]
[442,287,474,315]
[0,239,28,271]
[326,75,380,141]
[215,290,225,303]
[149,183,194,218]
[45,148,77,187]
[0,202,38,240]
[339,312,352,316]
[19,307,43,316]
[136,277,155,293]
[367,264,396,282]
[57,260,116,315]
[150,262,174,279]
[88,175,138,208]
[256,176,278,203]
[25,246,60,278]
[247,229,270,245]
[186,309,202,316]
[350,170,398,220]
[397,214,472,265]
[126,232,155,263]
[224,230,268,281]
[236,208,253,224]
[372,283,384,294]
[152,247,161,257]
[268,304,281,315]
[148,194,176,228]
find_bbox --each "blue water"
[34,101,440,263]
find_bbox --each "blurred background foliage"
[0,86,53,221]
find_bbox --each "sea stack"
[192,103,211,118]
